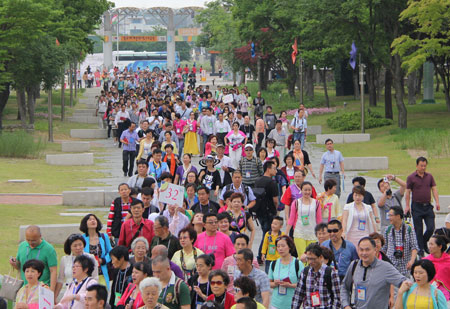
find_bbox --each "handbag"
[0,269,24,300]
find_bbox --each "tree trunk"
[353,70,360,99]
[376,68,381,102]
[74,62,78,98]
[25,86,36,125]
[407,71,416,105]
[305,65,314,99]
[435,67,450,111]
[286,59,297,98]
[17,88,27,129]
[366,62,377,107]
[61,74,65,121]
[262,59,270,91]
[416,65,423,95]
[0,83,10,132]
[321,69,330,108]
[240,67,245,85]
[48,89,53,142]
[69,63,74,107]
[384,65,393,119]
[435,69,440,92]
[257,57,263,92]
[393,54,407,128]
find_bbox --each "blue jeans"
[293,131,305,150]
[178,138,184,156]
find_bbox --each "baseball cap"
[244,144,254,150]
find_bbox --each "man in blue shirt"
[120,122,139,177]
[319,138,345,197]
[148,149,169,183]
[322,219,358,281]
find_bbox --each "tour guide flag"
[111,14,118,25]
[349,42,357,70]
[292,38,298,64]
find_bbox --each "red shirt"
[207,292,235,309]
[118,218,154,249]
[407,171,436,203]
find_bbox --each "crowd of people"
[5,66,450,309]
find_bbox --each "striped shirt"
[106,198,132,236]
[239,157,263,186]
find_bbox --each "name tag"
[268,244,277,255]
[278,285,287,295]
[311,291,321,306]
[358,220,366,231]
[301,215,310,226]
[357,285,367,301]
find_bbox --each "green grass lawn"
[0,204,108,275]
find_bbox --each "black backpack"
[249,186,267,216]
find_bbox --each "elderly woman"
[15,260,49,309]
[80,214,112,288]
[129,237,150,265]
[55,234,99,299]
[55,255,98,309]
[206,270,235,309]
[395,259,447,309]
[138,277,169,309]
[117,262,152,309]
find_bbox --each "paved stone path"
[0,193,62,205]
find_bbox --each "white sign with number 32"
[159,182,185,207]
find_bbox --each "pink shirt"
[195,231,235,269]
[287,198,322,229]
[174,119,187,137]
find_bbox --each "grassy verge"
[0,204,107,275]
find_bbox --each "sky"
[112,0,208,9]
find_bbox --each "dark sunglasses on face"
[210,280,224,286]
[328,229,340,233]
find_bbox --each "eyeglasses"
[206,221,218,225]
[234,287,241,294]
[210,280,224,286]
[327,229,340,233]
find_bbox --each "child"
[317,179,341,223]
[261,216,285,273]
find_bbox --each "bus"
[113,51,180,72]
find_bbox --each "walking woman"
[174,153,198,186]
[80,214,112,289]
[286,182,322,256]
[184,112,199,156]
[188,254,214,309]
[225,122,247,170]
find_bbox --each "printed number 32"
[166,188,179,201]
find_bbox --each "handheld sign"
[159,182,185,207]
[39,285,54,309]
[223,94,233,104]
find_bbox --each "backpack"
[270,258,302,279]
[385,223,413,252]
[224,183,250,203]
[250,186,267,216]
[302,266,334,302]
[173,278,183,305]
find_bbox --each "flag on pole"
[292,38,298,64]
[251,42,255,58]
[349,42,357,70]
[111,14,118,25]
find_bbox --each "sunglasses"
[210,280,224,286]
[327,229,340,233]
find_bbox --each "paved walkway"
[0,194,62,205]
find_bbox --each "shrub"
[0,131,46,158]
[327,111,392,131]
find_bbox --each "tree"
[392,0,450,111]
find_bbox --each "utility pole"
[359,54,365,133]
[299,57,304,104]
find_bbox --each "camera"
[386,189,392,196]
[394,249,404,259]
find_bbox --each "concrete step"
[46,153,94,165]
[70,129,107,139]
[67,116,99,124]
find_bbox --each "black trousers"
[122,150,136,176]
[412,202,435,253]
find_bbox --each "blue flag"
[349,42,357,70]
[251,42,255,58]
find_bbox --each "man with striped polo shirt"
[239,144,263,188]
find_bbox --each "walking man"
[120,121,138,177]
[319,139,344,197]
[405,156,440,256]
